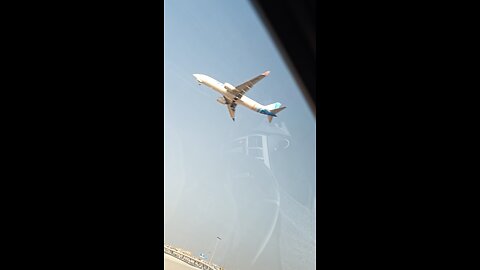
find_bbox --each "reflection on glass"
[222,122,315,270]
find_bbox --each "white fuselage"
[194,74,264,112]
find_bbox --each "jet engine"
[216,97,227,104]
[223,83,236,91]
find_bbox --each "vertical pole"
[208,236,221,265]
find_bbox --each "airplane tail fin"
[266,103,286,123]
[265,102,282,111]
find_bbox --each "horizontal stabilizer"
[270,106,286,115]
[267,106,286,123]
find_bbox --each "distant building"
[164,244,225,270]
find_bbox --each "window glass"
[165,1,316,269]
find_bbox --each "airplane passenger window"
[164,1,316,270]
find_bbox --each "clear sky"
[164,1,315,269]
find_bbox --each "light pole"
[208,236,222,265]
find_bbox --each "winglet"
[262,71,270,76]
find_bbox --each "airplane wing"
[227,101,237,121]
[230,71,270,98]
[218,95,237,121]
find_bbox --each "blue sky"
[164,1,315,269]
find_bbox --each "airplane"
[193,71,286,122]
